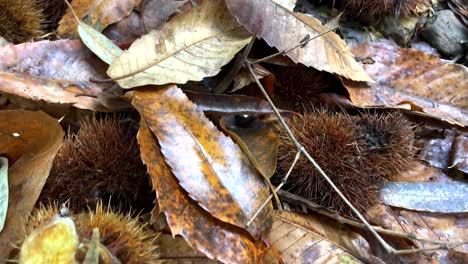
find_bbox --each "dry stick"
[279,190,468,249]
[245,54,392,255]
[246,62,467,255]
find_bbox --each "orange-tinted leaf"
[58,0,142,36]
[220,116,278,179]
[344,40,468,126]
[138,122,267,263]
[156,234,220,263]
[133,85,272,239]
[225,0,372,82]
[0,40,111,111]
[0,110,64,258]
[265,211,370,263]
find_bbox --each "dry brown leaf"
[344,40,468,126]
[220,116,278,179]
[58,0,142,36]
[265,211,370,263]
[133,85,272,239]
[231,64,274,92]
[107,0,252,88]
[224,0,372,82]
[0,110,64,258]
[366,204,468,263]
[0,40,111,111]
[156,234,220,263]
[138,122,267,263]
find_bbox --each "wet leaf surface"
[0,110,63,258]
[138,122,267,263]
[133,85,272,239]
[0,40,111,111]
[344,40,468,126]
[220,116,278,179]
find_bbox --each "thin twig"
[250,26,338,65]
[279,190,468,247]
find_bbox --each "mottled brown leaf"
[265,211,369,263]
[367,204,468,263]
[104,0,202,44]
[133,85,272,239]
[138,122,267,263]
[225,0,372,82]
[231,64,274,93]
[220,116,278,179]
[108,0,252,88]
[344,40,468,126]
[0,40,110,111]
[156,234,220,263]
[0,110,64,258]
[58,0,142,36]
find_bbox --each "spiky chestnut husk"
[0,0,44,43]
[344,0,429,18]
[269,65,344,111]
[274,110,415,217]
[38,115,154,213]
[15,203,159,263]
[43,0,69,31]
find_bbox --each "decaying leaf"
[417,127,468,173]
[58,0,142,36]
[107,0,253,88]
[0,40,111,111]
[133,85,272,238]
[0,110,64,258]
[231,64,274,93]
[138,122,267,263]
[344,40,468,126]
[380,182,468,213]
[156,234,220,263]
[220,116,278,179]
[225,0,372,82]
[366,204,468,263]
[265,211,370,263]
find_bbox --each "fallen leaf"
[366,204,468,263]
[78,22,123,65]
[133,85,272,239]
[344,40,468,126]
[0,110,64,258]
[58,0,142,36]
[220,116,278,179]
[0,40,111,111]
[417,127,468,173]
[107,0,253,88]
[231,64,274,93]
[156,234,220,263]
[265,211,370,263]
[138,122,267,263]
[379,182,468,213]
[224,0,372,82]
